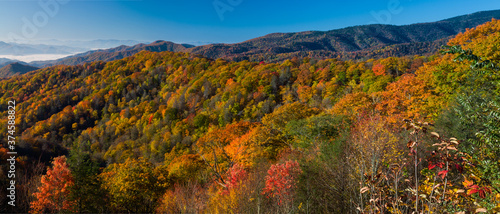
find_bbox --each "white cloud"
[0,54,73,63]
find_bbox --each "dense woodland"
[0,19,500,213]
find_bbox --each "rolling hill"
[0,62,39,78]
[0,58,20,68]
[30,41,195,67]
[25,39,146,49]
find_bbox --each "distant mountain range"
[1,9,499,75]
[0,42,87,55]
[21,39,147,50]
[26,9,500,68]
[30,41,194,67]
[186,9,500,61]
[0,62,38,78]
[0,58,21,67]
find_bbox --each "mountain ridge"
[0,62,39,78]
[23,9,500,67]
[189,10,500,61]
[30,41,195,67]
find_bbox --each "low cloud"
[0,54,73,63]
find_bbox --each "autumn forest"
[1,16,500,213]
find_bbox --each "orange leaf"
[463,178,474,188]
[438,170,448,179]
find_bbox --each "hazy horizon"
[0,54,77,63]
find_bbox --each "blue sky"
[0,0,498,44]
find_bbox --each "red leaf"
[479,190,485,198]
[484,187,492,194]
[468,188,480,195]
[438,170,448,179]
[428,163,436,170]
[437,162,444,168]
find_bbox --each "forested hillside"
[0,63,39,78]
[0,19,499,213]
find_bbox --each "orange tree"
[30,156,75,213]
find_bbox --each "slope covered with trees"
[0,62,39,78]
[0,19,500,213]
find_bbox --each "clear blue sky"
[0,0,498,44]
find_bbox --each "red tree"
[222,163,248,195]
[262,160,302,208]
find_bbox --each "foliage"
[100,157,168,213]
[1,18,499,213]
[30,156,75,213]
[67,149,108,213]
[263,160,302,213]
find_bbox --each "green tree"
[67,148,109,213]
[437,45,500,201]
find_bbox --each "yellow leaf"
[475,208,487,213]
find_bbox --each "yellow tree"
[375,74,440,124]
[100,157,168,213]
[449,18,500,62]
[330,92,374,120]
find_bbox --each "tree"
[261,102,320,131]
[448,18,500,62]
[435,45,500,204]
[100,157,168,213]
[196,121,257,187]
[285,113,345,149]
[156,181,208,214]
[263,160,302,213]
[375,74,439,124]
[207,163,252,213]
[224,126,269,168]
[167,154,205,183]
[67,149,108,213]
[261,102,320,150]
[30,156,75,213]
[330,92,373,120]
